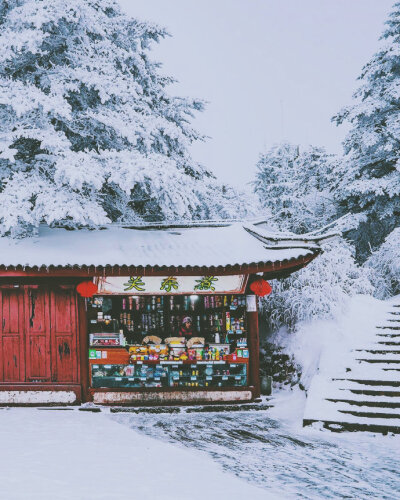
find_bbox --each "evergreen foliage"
[333,2,400,260]
[0,0,243,237]
[253,142,339,233]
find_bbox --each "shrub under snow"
[366,227,400,299]
[261,238,374,331]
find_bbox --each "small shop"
[0,221,322,405]
[87,275,257,404]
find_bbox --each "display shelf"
[88,293,249,390]
[89,358,248,365]
[89,344,127,348]
[91,361,247,389]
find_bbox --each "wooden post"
[78,295,89,402]
[246,294,260,398]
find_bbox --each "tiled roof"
[0,222,322,270]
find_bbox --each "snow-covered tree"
[333,2,400,260]
[366,227,400,298]
[261,238,374,331]
[253,144,374,329]
[253,142,338,233]
[0,0,242,237]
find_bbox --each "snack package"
[148,344,165,355]
[187,348,197,361]
[129,345,148,355]
[186,337,205,349]
[143,335,162,345]
[165,337,186,346]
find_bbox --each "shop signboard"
[95,275,248,295]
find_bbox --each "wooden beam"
[78,295,90,403]
[246,295,261,398]
[0,253,319,278]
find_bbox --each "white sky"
[119,0,393,187]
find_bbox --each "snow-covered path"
[113,394,400,500]
[0,408,267,500]
[0,402,399,500]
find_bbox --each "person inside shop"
[178,316,196,339]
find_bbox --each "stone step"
[110,402,273,414]
[311,376,400,392]
[348,388,400,397]
[354,348,400,353]
[356,360,400,366]
[355,355,400,363]
[326,398,400,409]
[309,399,400,418]
[303,418,400,434]
[376,333,400,337]
[324,390,400,403]
[304,398,400,430]
[338,408,400,418]
[340,367,400,380]
[332,379,400,391]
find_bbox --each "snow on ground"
[113,395,400,500]
[0,396,398,500]
[0,408,268,500]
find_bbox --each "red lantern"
[250,278,272,297]
[76,281,98,298]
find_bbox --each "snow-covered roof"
[0,222,322,270]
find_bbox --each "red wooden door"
[0,288,25,382]
[0,285,80,387]
[25,286,51,383]
[50,288,79,383]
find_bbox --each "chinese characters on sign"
[96,275,247,295]
[123,276,145,291]
[194,276,218,291]
[160,276,179,293]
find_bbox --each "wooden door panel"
[53,336,74,382]
[27,289,47,333]
[54,292,73,333]
[51,289,78,383]
[25,288,50,382]
[27,336,49,381]
[0,289,25,382]
[2,337,22,382]
[2,290,20,334]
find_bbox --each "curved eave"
[0,251,320,278]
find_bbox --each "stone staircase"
[303,304,400,433]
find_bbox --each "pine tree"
[253,142,338,233]
[334,2,400,260]
[0,0,236,237]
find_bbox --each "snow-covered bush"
[365,227,400,299]
[260,238,374,330]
